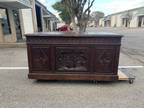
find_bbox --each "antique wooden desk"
[26,32,123,81]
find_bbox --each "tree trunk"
[78,19,87,32]
[79,26,85,32]
[70,17,78,32]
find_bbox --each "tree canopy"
[52,1,71,24]
[62,0,95,32]
[53,0,95,32]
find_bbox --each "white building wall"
[116,14,122,27]
[50,21,54,31]
[111,15,116,27]
[20,9,34,34]
[99,18,104,27]
[130,11,138,27]
[102,8,144,28]
[142,18,144,27]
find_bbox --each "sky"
[38,0,144,17]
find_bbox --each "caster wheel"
[129,79,134,84]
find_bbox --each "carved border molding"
[27,37,121,45]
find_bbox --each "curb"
[0,43,26,48]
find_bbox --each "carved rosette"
[31,47,50,70]
[94,48,114,73]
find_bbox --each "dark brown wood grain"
[26,32,123,81]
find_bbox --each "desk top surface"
[25,32,123,38]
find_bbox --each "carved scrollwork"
[56,47,88,71]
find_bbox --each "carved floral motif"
[56,47,88,71]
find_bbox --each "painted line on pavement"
[0,66,143,70]
[118,66,144,69]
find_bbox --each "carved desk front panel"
[26,32,123,81]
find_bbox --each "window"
[0,8,11,35]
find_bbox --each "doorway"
[122,18,129,27]
[35,5,43,32]
[104,20,111,27]
[138,16,144,27]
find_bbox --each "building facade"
[0,0,58,43]
[99,7,144,28]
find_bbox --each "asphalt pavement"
[87,27,144,64]
[0,27,144,108]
